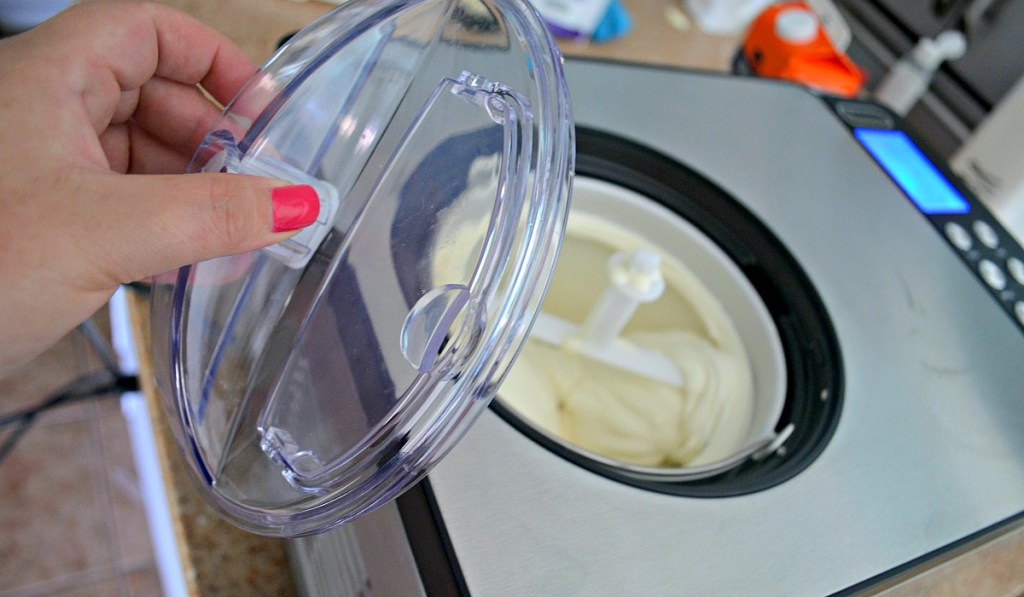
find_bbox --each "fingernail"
[271,184,320,233]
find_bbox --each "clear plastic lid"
[150,0,573,536]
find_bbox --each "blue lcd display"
[854,128,970,215]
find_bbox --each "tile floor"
[0,315,161,597]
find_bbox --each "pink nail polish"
[271,185,320,232]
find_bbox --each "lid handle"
[195,130,341,269]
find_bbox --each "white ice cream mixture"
[429,159,757,469]
[499,211,755,468]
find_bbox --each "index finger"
[142,2,258,104]
[43,1,257,107]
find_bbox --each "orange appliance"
[742,2,865,98]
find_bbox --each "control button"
[1008,257,1024,286]
[944,222,973,251]
[1015,302,1024,326]
[835,102,895,129]
[979,259,1007,290]
[973,220,1000,249]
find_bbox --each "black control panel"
[830,98,1024,334]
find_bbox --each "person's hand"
[0,1,320,376]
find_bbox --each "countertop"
[125,1,1024,595]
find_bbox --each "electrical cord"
[0,317,139,467]
[0,371,139,465]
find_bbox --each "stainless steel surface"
[427,62,1024,595]
[289,501,426,597]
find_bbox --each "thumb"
[85,172,320,284]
